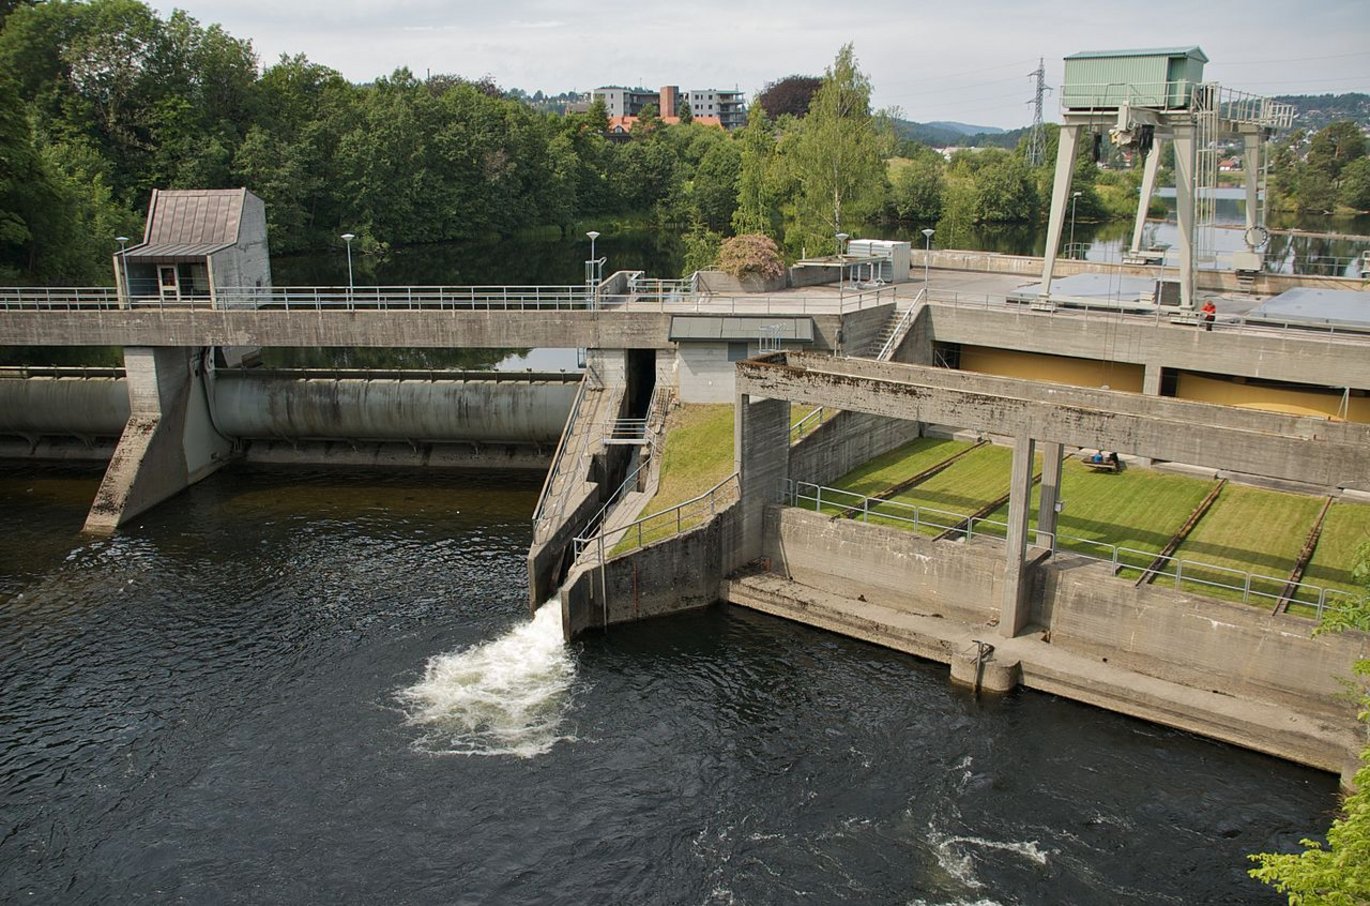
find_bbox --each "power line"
[1216,50,1370,66]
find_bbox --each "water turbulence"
[397,601,576,757]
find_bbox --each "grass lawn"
[872,444,1018,536]
[982,462,1217,568]
[613,403,735,553]
[1289,500,1370,610]
[831,437,973,497]
[1165,485,1325,605]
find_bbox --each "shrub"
[717,233,784,281]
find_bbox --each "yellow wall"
[959,347,1145,393]
[1176,373,1370,423]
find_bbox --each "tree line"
[9,0,1353,289]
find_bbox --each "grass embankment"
[812,440,1370,609]
[612,404,735,553]
[984,462,1217,568]
[1300,503,1370,599]
[1167,486,1326,604]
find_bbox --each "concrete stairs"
[865,300,922,360]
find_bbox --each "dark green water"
[0,463,1338,904]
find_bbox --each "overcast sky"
[151,0,1368,129]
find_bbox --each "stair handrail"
[876,287,926,361]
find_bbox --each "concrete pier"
[84,347,230,534]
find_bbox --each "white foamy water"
[397,602,576,757]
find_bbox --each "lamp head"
[586,231,600,241]
[115,236,129,244]
[341,232,356,242]
[1072,191,1082,199]
[921,228,934,239]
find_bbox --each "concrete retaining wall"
[561,503,742,637]
[765,508,1002,625]
[789,411,922,488]
[920,249,1370,295]
[1039,560,1370,720]
[925,303,1370,391]
[696,270,788,295]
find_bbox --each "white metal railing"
[575,472,739,562]
[606,418,649,442]
[0,282,903,315]
[0,284,594,312]
[782,479,1359,620]
[789,407,828,442]
[875,287,927,361]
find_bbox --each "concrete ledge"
[724,572,1362,784]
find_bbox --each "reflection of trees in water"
[271,227,685,288]
[1262,231,1369,276]
[258,347,520,370]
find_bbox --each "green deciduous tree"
[782,44,886,256]
[1249,541,1370,904]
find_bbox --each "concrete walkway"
[724,572,1361,785]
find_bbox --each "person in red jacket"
[1201,299,1217,331]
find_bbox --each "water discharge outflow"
[397,602,575,757]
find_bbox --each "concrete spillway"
[0,369,579,446]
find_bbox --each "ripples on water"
[0,463,1337,905]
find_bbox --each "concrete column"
[733,392,790,570]
[1130,139,1164,255]
[1039,123,1082,300]
[1035,441,1063,549]
[1171,123,1198,311]
[999,434,1036,638]
[1142,363,1163,396]
[83,347,231,534]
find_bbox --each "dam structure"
[6,43,1370,782]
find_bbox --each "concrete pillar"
[1130,139,1164,255]
[999,434,1036,638]
[83,347,231,534]
[1171,123,1198,311]
[733,392,790,570]
[1039,123,1082,301]
[1035,441,1063,549]
[1141,363,1163,397]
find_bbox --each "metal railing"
[616,285,899,315]
[0,282,905,315]
[0,285,595,312]
[531,375,591,537]
[789,407,829,442]
[606,418,649,443]
[575,472,739,562]
[782,479,1359,619]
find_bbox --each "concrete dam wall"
[0,369,578,448]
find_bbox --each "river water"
[0,463,1337,904]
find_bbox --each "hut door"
[158,265,180,302]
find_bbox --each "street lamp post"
[586,230,601,307]
[835,232,848,292]
[340,233,356,295]
[115,236,130,304]
[921,228,934,289]
[1069,191,1082,258]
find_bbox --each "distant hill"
[920,119,1008,136]
[894,118,1027,150]
[1274,93,1370,133]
